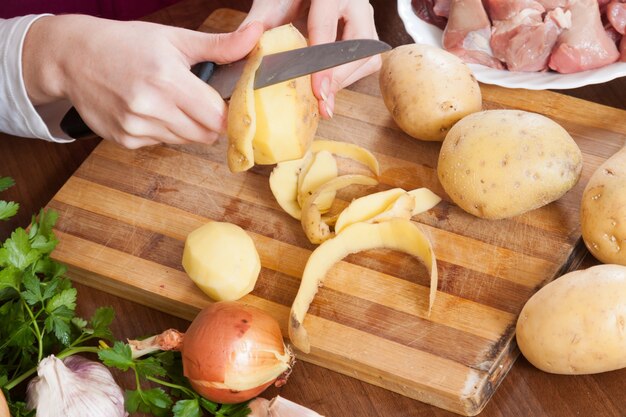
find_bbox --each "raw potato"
[581,147,626,265]
[516,264,626,374]
[182,222,260,301]
[289,219,438,353]
[379,44,482,142]
[437,110,583,219]
[227,24,319,172]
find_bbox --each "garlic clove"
[248,396,324,417]
[27,355,127,417]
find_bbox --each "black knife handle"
[60,61,216,140]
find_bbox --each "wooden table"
[1,1,625,416]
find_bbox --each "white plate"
[397,0,626,90]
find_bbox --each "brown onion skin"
[182,302,287,404]
[188,379,275,404]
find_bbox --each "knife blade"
[199,39,391,99]
[60,39,390,139]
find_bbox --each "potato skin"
[581,148,626,265]
[516,264,626,374]
[379,44,482,141]
[437,110,582,219]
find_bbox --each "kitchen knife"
[60,39,391,140]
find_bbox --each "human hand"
[23,15,263,148]
[242,0,381,119]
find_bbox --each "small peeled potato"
[581,147,626,265]
[516,264,626,375]
[379,44,482,141]
[182,222,260,301]
[227,24,319,172]
[437,110,582,219]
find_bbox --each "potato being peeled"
[228,24,319,172]
[581,147,626,265]
[379,44,482,141]
[516,264,626,375]
[182,222,260,301]
[437,110,582,219]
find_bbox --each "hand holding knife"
[60,39,390,140]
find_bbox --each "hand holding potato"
[242,0,381,118]
[23,15,263,148]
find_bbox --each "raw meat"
[443,0,504,68]
[488,0,571,71]
[606,0,626,34]
[434,0,452,17]
[549,0,620,73]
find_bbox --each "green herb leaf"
[141,388,174,417]
[89,307,114,340]
[44,314,72,346]
[71,317,87,330]
[99,341,134,371]
[0,201,19,221]
[135,356,168,379]
[45,288,77,313]
[0,177,15,192]
[4,229,39,270]
[217,402,252,417]
[0,266,20,290]
[173,399,202,417]
[21,272,42,305]
[199,398,219,414]
[36,209,58,240]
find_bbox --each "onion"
[182,302,293,404]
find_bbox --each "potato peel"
[301,175,378,244]
[297,151,338,212]
[289,219,439,353]
[310,140,380,176]
[269,158,306,219]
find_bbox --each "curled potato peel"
[301,175,378,244]
[289,219,438,353]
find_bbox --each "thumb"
[177,21,264,65]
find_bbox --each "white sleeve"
[0,14,73,143]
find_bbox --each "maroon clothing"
[0,0,182,20]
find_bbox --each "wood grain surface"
[2,2,626,417]
[41,8,626,416]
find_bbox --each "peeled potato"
[227,24,319,172]
[182,222,261,301]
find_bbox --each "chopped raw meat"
[487,0,571,72]
[434,0,452,17]
[549,0,620,73]
[536,0,569,9]
[606,0,626,34]
[443,0,504,68]
[412,0,448,30]
[486,0,545,20]
[621,36,626,60]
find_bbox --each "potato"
[379,44,482,142]
[581,147,626,265]
[182,222,260,301]
[516,264,626,374]
[437,110,582,219]
[227,24,319,172]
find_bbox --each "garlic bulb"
[26,355,127,417]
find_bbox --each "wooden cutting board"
[48,8,626,416]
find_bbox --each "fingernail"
[320,77,330,102]
[324,97,334,118]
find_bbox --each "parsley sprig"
[0,178,252,417]
[0,178,116,415]
[99,342,251,417]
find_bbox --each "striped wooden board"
[48,9,626,416]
